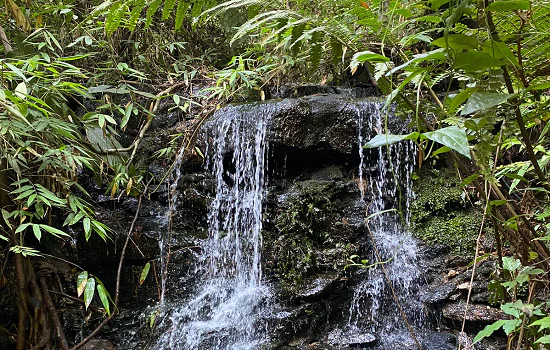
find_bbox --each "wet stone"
[422,332,456,350]
[421,283,457,304]
[295,273,340,300]
[442,303,509,323]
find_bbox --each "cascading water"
[155,105,272,350]
[341,101,426,349]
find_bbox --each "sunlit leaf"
[421,126,471,158]
[77,271,88,297]
[84,277,96,310]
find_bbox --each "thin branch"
[39,277,69,350]
[70,180,151,350]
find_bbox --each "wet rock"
[295,273,340,300]
[199,95,406,155]
[273,85,380,99]
[442,303,508,323]
[421,283,457,304]
[327,329,377,348]
[81,339,116,350]
[422,332,456,350]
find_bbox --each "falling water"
[344,101,424,349]
[155,105,272,350]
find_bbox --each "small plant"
[474,257,548,348]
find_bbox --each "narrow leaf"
[76,271,88,297]
[140,262,151,285]
[84,277,96,310]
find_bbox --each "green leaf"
[482,41,518,67]
[535,335,550,344]
[84,277,96,310]
[39,225,70,238]
[474,320,507,343]
[96,284,111,315]
[77,271,88,297]
[422,126,471,158]
[83,217,91,236]
[532,317,550,332]
[15,223,30,234]
[432,34,479,51]
[486,0,530,11]
[0,233,7,241]
[461,92,515,115]
[454,51,502,72]
[502,319,521,335]
[502,256,521,272]
[32,224,42,241]
[350,51,390,71]
[363,132,419,148]
[140,262,151,285]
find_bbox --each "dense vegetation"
[1,0,550,348]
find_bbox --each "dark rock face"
[422,332,456,350]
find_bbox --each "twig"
[39,277,69,350]
[70,180,151,350]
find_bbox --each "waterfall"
[341,101,425,348]
[155,105,272,350]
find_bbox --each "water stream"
[155,97,427,349]
[344,102,425,348]
[155,105,273,350]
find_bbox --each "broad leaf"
[422,126,471,158]
[482,41,518,67]
[535,335,550,344]
[532,317,550,332]
[32,224,42,241]
[474,320,507,343]
[454,51,502,72]
[363,132,419,148]
[502,319,521,335]
[502,257,521,272]
[432,34,479,51]
[461,92,515,115]
[84,277,96,310]
[350,51,390,73]
[486,0,530,11]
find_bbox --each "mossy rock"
[410,167,484,254]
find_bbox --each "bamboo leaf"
[96,284,111,315]
[77,271,88,297]
[140,262,151,285]
[84,278,96,310]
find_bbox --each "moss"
[414,210,481,253]
[410,167,482,253]
[271,180,337,291]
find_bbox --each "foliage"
[475,257,548,347]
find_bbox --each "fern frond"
[174,0,190,29]
[145,0,163,28]
[162,0,177,20]
[230,10,298,46]
[128,0,146,30]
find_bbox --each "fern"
[310,30,325,71]
[174,0,190,30]
[128,0,146,30]
[162,0,177,20]
[145,0,163,28]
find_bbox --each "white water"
[155,106,272,350]
[345,102,425,348]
